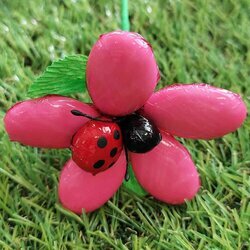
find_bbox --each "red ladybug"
[70,109,161,176]
[70,110,123,175]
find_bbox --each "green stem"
[121,0,130,31]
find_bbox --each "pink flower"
[4,31,247,214]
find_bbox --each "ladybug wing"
[141,84,247,139]
[71,121,123,174]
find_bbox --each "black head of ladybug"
[117,113,162,153]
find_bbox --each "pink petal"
[142,84,247,139]
[131,132,200,204]
[87,31,160,116]
[4,95,99,148]
[58,151,126,213]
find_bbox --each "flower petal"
[131,132,200,204]
[4,95,99,148]
[58,151,126,213]
[142,84,247,139]
[87,31,160,116]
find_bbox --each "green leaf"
[123,164,148,197]
[28,55,88,97]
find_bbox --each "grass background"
[0,0,249,249]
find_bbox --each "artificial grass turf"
[0,0,249,249]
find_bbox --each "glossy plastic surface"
[142,84,247,139]
[87,31,160,116]
[59,151,126,213]
[71,120,123,174]
[118,113,161,153]
[4,95,99,148]
[131,131,200,204]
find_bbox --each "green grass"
[0,0,249,249]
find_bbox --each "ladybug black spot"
[108,162,115,168]
[93,160,105,169]
[97,137,107,148]
[110,147,118,157]
[114,130,120,140]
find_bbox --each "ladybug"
[70,110,161,175]
[70,110,123,175]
